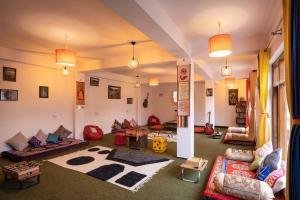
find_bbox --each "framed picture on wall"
[228,89,238,105]
[108,85,121,99]
[3,67,16,82]
[127,98,133,104]
[76,81,85,105]
[90,77,99,86]
[0,89,18,101]
[206,88,213,96]
[39,86,49,98]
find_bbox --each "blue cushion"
[257,165,271,181]
[263,148,282,172]
[47,133,59,144]
[28,136,41,148]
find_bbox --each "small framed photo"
[127,98,133,104]
[0,89,18,101]
[206,88,213,96]
[3,67,16,82]
[108,85,121,99]
[90,77,99,86]
[39,86,49,98]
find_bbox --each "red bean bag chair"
[83,125,103,140]
[148,115,161,126]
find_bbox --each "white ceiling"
[0,0,282,80]
[0,0,173,60]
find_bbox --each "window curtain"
[283,0,300,199]
[246,78,251,127]
[257,49,271,147]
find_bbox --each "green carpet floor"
[0,133,253,200]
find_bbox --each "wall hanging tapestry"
[48,146,173,192]
[76,81,85,105]
[177,64,190,128]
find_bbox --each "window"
[272,54,290,160]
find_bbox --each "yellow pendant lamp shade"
[208,34,232,57]
[56,49,76,66]
[225,77,235,88]
[149,78,159,86]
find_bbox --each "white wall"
[84,72,138,134]
[140,81,205,126]
[0,61,75,151]
[214,79,247,127]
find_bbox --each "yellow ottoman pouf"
[152,136,167,153]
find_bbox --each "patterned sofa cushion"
[54,125,72,141]
[225,148,254,162]
[28,136,41,148]
[214,173,274,200]
[6,132,28,151]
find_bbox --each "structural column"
[177,58,194,158]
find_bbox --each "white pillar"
[177,59,194,158]
[74,72,85,140]
[204,80,215,127]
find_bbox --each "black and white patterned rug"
[48,146,173,191]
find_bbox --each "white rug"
[148,132,177,143]
[48,146,173,192]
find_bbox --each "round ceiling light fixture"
[128,41,139,69]
[208,22,232,57]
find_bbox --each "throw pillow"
[130,118,138,128]
[6,132,29,151]
[35,129,48,146]
[112,120,122,130]
[47,133,59,144]
[255,142,273,160]
[54,125,72,141]
[262,148,282,172]
[214,173,274,200]
[257,165,271,181]
[28,136,41,148]
[249,157,264,171]
[224,148,254,162]
[264,167,286,193]
[122,119,132,129]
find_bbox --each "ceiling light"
[56,34,76,66]
[149,78,159,86]
[128,41,139,69]
[135,75,140,88]
[62,66,69,76]
[208,22,232,57]
[225,77,235,88]
[221,57,232,76]
[56,49,76,66]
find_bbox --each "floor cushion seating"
[214,173,274,200]
[203,156,285,200]
[83,125,103,140]
[195,127,205,133]
[1,138,89,162]
[227,127,247,134]
[225,148,254,162]
[149,124,164,130]
[223,133,256,146]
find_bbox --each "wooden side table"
[179,157,208,183]
[2,161,41,189]
[126,128,149,149]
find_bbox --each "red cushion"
[83,125,103,140]
[114,133,127,145]
[194,127,204,133]
[148,115,161,125]
[149,125,164,130]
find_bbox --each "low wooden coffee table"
[2,161,41,189]
[179,157,208,183]
[125,128,149,149]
